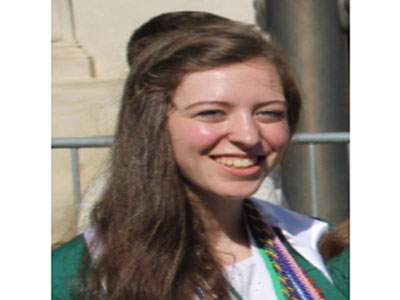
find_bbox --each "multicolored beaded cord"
[244,199,326,300]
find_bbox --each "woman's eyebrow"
[255,100,288,108]
[183,101,230,110]
[183,99,287,111]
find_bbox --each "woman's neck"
[189,192,253,265]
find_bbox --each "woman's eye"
[256,110,287,121]
[196,110,225,121]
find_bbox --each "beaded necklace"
[242,199,326,300]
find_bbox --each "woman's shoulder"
[52,234,91,299]
[52,234,88,270]
[326,250,350,298]
[326,249,349,274]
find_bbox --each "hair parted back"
[81,11,302,300]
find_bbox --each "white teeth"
[214,157,258,168]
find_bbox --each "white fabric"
[225,225,278,300]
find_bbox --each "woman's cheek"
[187,122,226,151]
[263,122,290,150]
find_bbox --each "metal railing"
[52,132,349,212]
[290,132,349,217]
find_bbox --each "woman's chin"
[213,186,261,201]
[184,179,263,202]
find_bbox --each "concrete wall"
[52,0,257,244]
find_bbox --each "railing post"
[70,148,81,211]
[308,143,319,217]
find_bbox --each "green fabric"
[290,249,349,300]
[326,250,350,299]
[52,235,89,300]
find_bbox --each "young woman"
[52,11,349,300]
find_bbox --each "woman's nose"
[228,114,261,148]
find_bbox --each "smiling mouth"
[213,156,260,168]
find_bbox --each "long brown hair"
[81,12,302,300]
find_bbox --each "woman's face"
[167,59,289,201]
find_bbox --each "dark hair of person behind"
[319,220,350,261]
[80,12,302,300]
